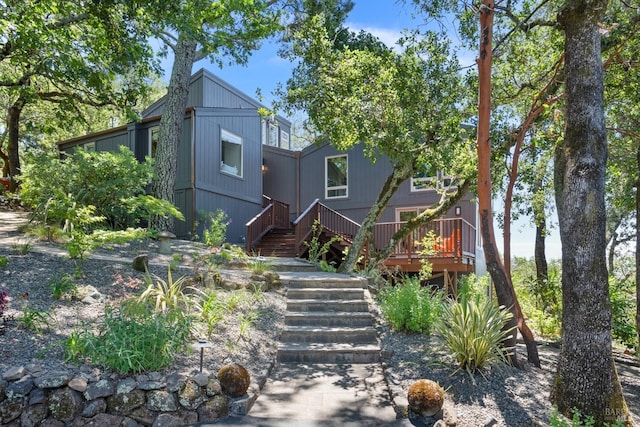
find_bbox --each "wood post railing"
[246,196,290,252]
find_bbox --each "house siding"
[263,146,299,219]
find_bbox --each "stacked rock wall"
[0,364,257,426]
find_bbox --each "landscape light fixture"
[192,338,213,372]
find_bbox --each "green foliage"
[11,241,33,254]
[137,269,193,314]
[609,275,637,349]
[191,288,252,338]
[249,257,271,275]
[416,231,438,280]
[319,260,337,272]
[436,295,515,374]
[49,274,78,300]
[0,256,8,268]
[379,276,443,334]
[511,257,563,339]
[64,302,192,374]
[19,303,53,334]
[549,407,627,427]
[305,220,341,264]
[199,209,230,247]
[20,147,181,231]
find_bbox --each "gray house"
[58,68,292,241]
[59,69,482,284]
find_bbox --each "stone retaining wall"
[0,363,260,426]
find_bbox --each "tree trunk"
[532,168,549,299]
[150,34,197,232]
[339,161,414,274]
[6,96,26,192]
[636,142,640,366]
[550,1,631,423]
[476,0,521,369]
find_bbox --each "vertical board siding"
[194,188,261,244]
[262,146,298,218]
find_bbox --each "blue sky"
[159,1,562,260]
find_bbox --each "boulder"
[217,364,250,398]
[407,379,444,417]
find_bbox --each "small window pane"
[149,127,159,158]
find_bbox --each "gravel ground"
[2,208,640,426]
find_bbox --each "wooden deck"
[246,197,476,277]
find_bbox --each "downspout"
[295,150,301,219]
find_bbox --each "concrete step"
[277,343,381,364]
[284,312,373,327]
[287,288,364,300]
[286,299,369,313]
[280,326,378,344]
[284,277,367,289]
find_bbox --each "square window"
[149,127,159,158]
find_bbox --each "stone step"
[277,343,381,364]
[284,312,373,327]
[280,326,378,344]
[286,299,369,313]
[284,277,367,289]
[287,288,365,300]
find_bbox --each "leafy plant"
[11,241,33,254]
[549,407,627,427]
[0,256,8,268]
[19,302,53,334]
[199,209,230,247]
[49,274,78,300]
[379,276,443,334]
[249,257,271,275]
[305,220,341,264]
[436,294,515,375]
[137,269,193,314]
[64,302,192,374]
[609,275,636,349]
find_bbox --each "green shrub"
[20,147,182,231]
[609,275,636,349]
[18,303,53,334]
[0,256,8,268]
[549,407,627,427]
[137,269,193,314]
[436,295,514,374]
[64,302,192,374]
[49,274,78,300]
[305,220,341,264]
[379,276,443,334]
[199,209,229,247]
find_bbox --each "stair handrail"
[245,195,291,252]
[293,199,361,256]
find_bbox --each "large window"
[411,169,457,192]
[325,155,348,199]
[268,123,278,147]
[220,129,242,177]
[149,127,159,158]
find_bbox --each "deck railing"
[245,196,290,252]
[292,199,360,256]
[372,218,476,261]
[248,197,476,266]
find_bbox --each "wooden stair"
[252,227,296,257]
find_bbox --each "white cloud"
[345,21,403,49]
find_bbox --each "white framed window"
[280,131,290,150]
[149,127,159,158]
[325,155,348,199]
[84,142,96,152]
[395,207,428,222]
[411,170,457,192]
[220,128,243,177]
[268,123,278,147]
